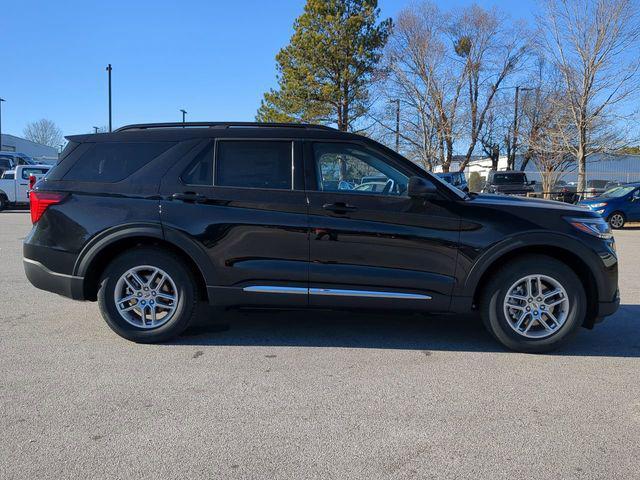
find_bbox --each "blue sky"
[1,0,538,139]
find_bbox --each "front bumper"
[593,289,620,324]
[23,258,85,300]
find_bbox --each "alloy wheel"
[503,274,569,339]
[609,213,624,229]
[113,265,178,329]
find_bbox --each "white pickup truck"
[0,164,51,211]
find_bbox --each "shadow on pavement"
[174,303,640,357]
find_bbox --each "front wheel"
[480,255,586,353]
[608,212,625,229]
[97,247,198,343]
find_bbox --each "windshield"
[492,173,526,184]
[601,186,636,198]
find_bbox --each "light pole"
[389,99,400,152]
[93,126,99,134]
[0,98,5,150]
[510,86,534,170]
[180,109,187,125]
[106,64,113,132]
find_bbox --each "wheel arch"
[467,235,602,328]
[75,224,212,302]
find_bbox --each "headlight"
[589,202,607,208]
[565,217,613,239]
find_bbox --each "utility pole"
[510,86,533,170]
[0,98,5,150]
[106,64,113,132]
[93,126,99,134]
[391,99,400,152]
[180,109,187,125]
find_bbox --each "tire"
[608,211,625,229]
[0,196,6,212]
[97,247,198,343]
[480,255,586,353]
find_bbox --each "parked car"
[0,164,51,210]
[24,122,619,353]
[434,172,469,193]
[582,179,610,199]
[0,152,36,176]
[552,182,579,204]
[578,183,640,228]
[482,171,535,196]
[354,181,386,193]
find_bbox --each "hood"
[578,196,615,205]
[470,193,593,213]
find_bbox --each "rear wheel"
[480,255,586,353]
[97,247,198,343]
[0,196,6,211]
[608,211,625,229]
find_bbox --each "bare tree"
[453,6,529,172]
[372,3,461,170]
[518,72,577,196]
[23,119,63,148]
[537,0,640,194]
[371,2,528,173]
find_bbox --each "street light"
[93,126,99,134]
[106,64,113,132]
[510,86,535,170]
[0,98,5,150]
[180,109,187,125]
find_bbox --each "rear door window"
[215,140,292,190]
[63,142,173,183]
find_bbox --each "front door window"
[313,143,409,196]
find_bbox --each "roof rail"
[113,122,337,133]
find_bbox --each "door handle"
[323,202,357,213]
[171,192,207,203]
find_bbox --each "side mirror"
[408,176,438,198]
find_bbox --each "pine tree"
[256,0,391,131]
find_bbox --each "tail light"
[29,174,37,191]
[30,192,67,224]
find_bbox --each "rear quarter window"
[62,142,173,183]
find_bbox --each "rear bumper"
[23,258,85,300]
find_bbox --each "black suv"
[23,122,619,352]
[482,170,535,196]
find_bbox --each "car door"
[628,188,640,221]
[304,141,460,312]
[159,138,309,307]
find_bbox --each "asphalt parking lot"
[1,211,639,479]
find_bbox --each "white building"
[0,133,59,163]
[433,154,640,184]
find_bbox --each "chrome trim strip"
[243,286,308,295]
[242,285,432,300]
[310,288,431,300]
